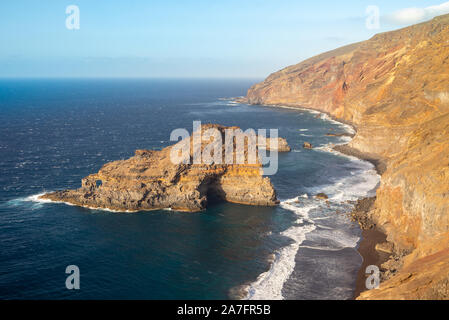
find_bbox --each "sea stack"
[303,142,313,149]
[40,124,280,212]
[260,137,291,152]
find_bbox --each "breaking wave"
[242,109,380,300]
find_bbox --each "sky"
[1,0,449,78]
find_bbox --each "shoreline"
[354,227,390,298]
[333,144,387,176]
[330,145,392,299]
[240,100,389,300]
[346,197,391,299]
[41,99,388,300]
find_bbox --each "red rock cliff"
[247,14,449,299]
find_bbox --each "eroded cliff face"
[247,15,449,299]
[41,124,284,212]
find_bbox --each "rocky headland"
[40,124,288,212]
[245,15,449,299]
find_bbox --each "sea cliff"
[246,14,449,299]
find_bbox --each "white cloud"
[386,1,449,25]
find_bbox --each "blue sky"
[1,0,447,78]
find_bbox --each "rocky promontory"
[41,124,283,212]
[245,14,449,299]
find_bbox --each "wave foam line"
[17,192,138,213]
[241,111,379,300]
[259,104,356,135]
[245,200,317,300]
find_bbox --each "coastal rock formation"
[41,124,279,212]
[245,14,449,299]
[315,193,329,200]
[262,137,291,152]
[303,142,313,149]
[375,242,394,255]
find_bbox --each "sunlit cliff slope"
[246,14,449,299]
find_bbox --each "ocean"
[0,79,379,299]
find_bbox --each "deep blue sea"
[0,79,379,299]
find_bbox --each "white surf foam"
[260,103,356,136]
[5,193,55,210]
[26,193,55,203]
[245,201,317,300]
[319,113,355,135]
[311,148,380,202]
[19,192,138,213]
[241,110,380,300]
